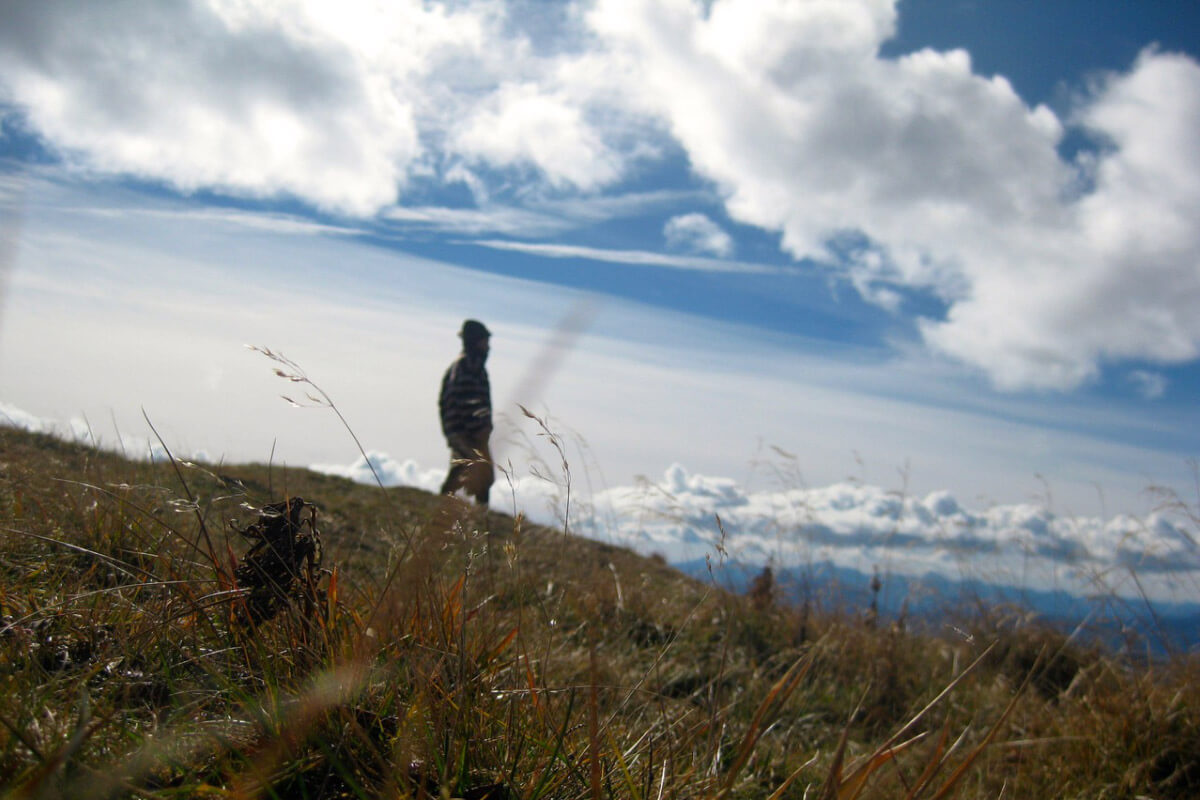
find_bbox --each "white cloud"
[0,0,542,214]
[381,189,705,237]
[310,449,577,527]
[663,212,734,257]
[0,400,193,462]
[383,204,574,237]
[312,451,446,492]
[82,205,361,237]
[1129,370,1168,399]
[573,462,1200,603]
[585,1,1200,390]
[306,450,1200,603]
[1,400,52,433]
[533,190,707,224]
[472,238,781,274]
[6,1,1198,389]
[452,81,622,190]
[919,52,1200,390]
[0,1,427,215]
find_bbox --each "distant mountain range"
[675,557,1200,655]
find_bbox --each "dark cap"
[459,319,491,342]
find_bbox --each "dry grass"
[1,423,1198,799]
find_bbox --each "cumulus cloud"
[451,81,622,190]
[67,416,193,463]
[309,450,576,527]
[663,213,734,257]
[586,0,1200,390]
[574,463,1200,602]
[311,451,445,493]
[305,447,1200,603]
[0,1,420,214]
[919,52,1200,390]
[1,400,52,433]
[0,0,564,214]
[0,401,194,462]
[2,0,1200,389]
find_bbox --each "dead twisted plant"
[231,496,325,624]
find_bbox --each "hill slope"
[2,426,1199,799]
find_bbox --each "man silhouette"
[438,319,494,506]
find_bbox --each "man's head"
[459,319,491,360]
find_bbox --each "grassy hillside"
[2,425,1199,799]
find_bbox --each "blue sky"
[2,0,1200,557]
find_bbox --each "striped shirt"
[439,354,492,438]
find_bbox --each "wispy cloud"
[382,204,574,237]
[471,238,786,274]
[381,189,709,237]
[0,169,27,206]
[529,189,710,224]
[93,206,362,238]
[1129,370,1169,399]
[664,212,734,257]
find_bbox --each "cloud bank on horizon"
[310,448,1200,605]
[2,0,1199,393]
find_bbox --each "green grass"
[2,424,1199,799]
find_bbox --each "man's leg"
[440,438,472,496]
[464,431,495,507]
[439,462,463,496]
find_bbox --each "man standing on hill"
[438,319,494,507]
